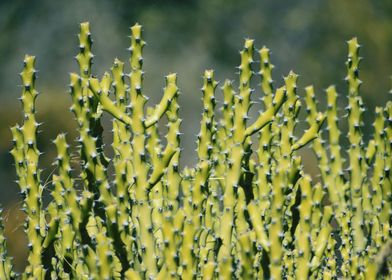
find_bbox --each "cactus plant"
[0,22,391,279]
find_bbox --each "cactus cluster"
[0,22,391,279]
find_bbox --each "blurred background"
[0,0,391,270]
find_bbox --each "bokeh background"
[0,0,391,270]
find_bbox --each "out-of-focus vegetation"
[0,0,391,271]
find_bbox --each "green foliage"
[1,22,391,279]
